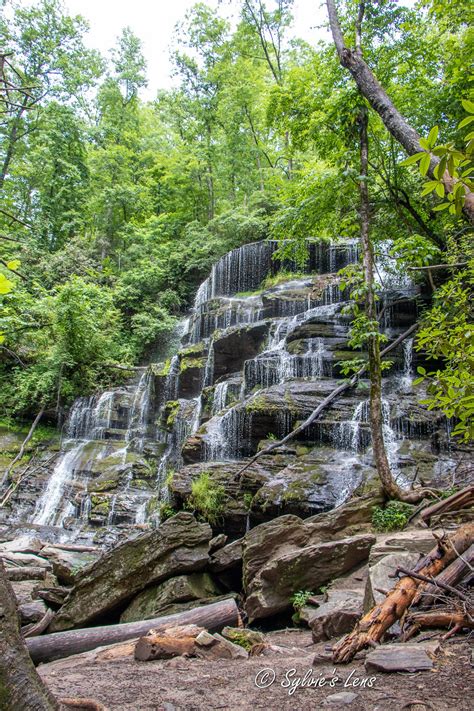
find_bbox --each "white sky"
[37,0,330,99]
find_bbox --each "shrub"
[372,500,413,532]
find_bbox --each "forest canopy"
[0,0,472,440]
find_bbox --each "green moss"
[262,270,307,289]
[91,501,110,516]
[158,358,172,376]
[160,502,177,521]
[133,479,151,490]
[164,400,181,427]
[180,357,206,372]
[180,342,206,357]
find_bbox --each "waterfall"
[212,382,229,415]
[400,338,413,391]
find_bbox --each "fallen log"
[134,624,204,661]
[46,543,99,553]
[5,566,48,581]
[332,522,474,663]
[420,486,474,524]
[403,609,474,640]
[27,597,240,665]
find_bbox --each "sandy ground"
[38,630,474,711]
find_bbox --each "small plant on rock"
[187,471,226,526]
[290,589,315,624]
[372,500,413,532]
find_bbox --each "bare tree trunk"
[0,560,58,710]
[358,107,403,501]
[325,0,474,224]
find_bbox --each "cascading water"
[11,236,434,538]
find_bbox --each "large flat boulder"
[49,513,212,632]
[245,533,375,621]
[120,573,222,622]
[242,494,381,591]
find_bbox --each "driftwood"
[332,522,474,663]
[46,543,99,553]
[420,486,474,524]
[27,597,241,665]
[1,408,45,487]
[235,323,419,480]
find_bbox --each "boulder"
[19,600,48,624]
[49,512,212,632]
[120,573,223,623]
[40,546,99,585]
[301,589,364,642]
[245,533,375,621]
[364,551,420,611]
[242,494,381,593]
[209,538,242,573]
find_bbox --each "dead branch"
[22,609,55,639]
[332,523,474,663]
[395,566,469,602]
[412,543,474,608]
[420,486,474,524]
[1,408,45,487]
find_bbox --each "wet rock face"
[49,513,213,632]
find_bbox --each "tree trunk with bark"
[0,560,58,710]
[325,0,474,224]
[357,108,404,501]
[27,597,241,665]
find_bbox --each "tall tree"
[325,0,474,222]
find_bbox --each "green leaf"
[458,115,474,129]
[426,125,439,148]
[6,260,21,271]
[421,181,438,196]
[400,152,424,166]
[0,273,13,295]
[420,153,431,176]
[435,183,445,198]
[419,138,430,151]
[432,146,447,156]
[432,202,450,211]
[417,366,426,375]
[461,99,474,114]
